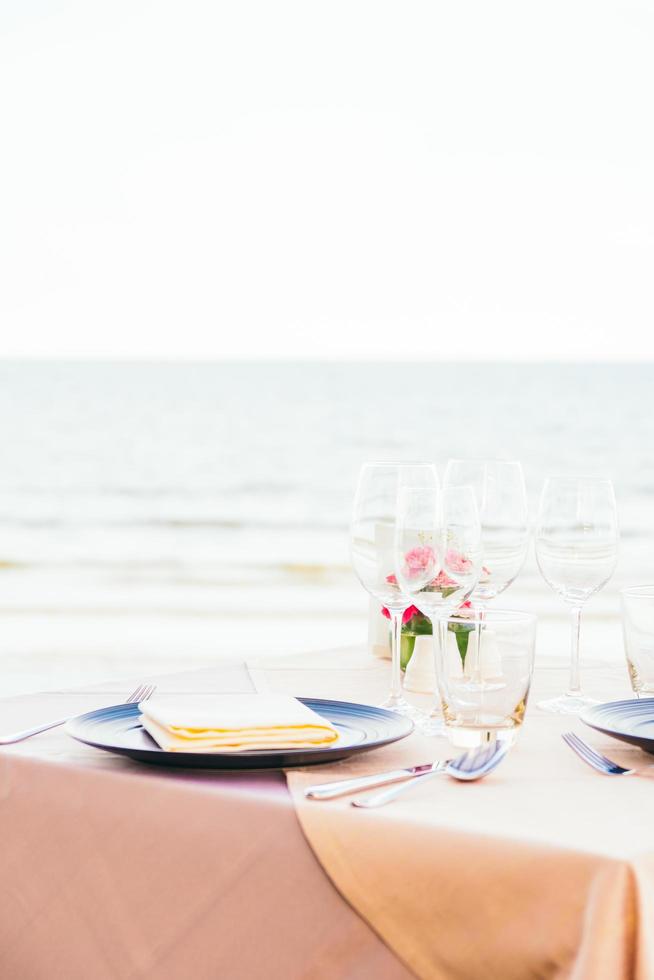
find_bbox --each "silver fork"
[562,731,654,777]
[351,740,511,808]
[0,682,156,745]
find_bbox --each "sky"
[0,0,653,361]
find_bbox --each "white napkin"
[139,694,339,753]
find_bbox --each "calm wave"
[0,360,652,613]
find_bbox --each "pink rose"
[445,549,473,574]
[403,546,436,578]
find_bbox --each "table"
[1,648,653,979]
[0,658,410,980]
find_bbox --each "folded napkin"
[139,694,339,752]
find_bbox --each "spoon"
[351,740,510,808]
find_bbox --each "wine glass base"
[537,693,599,715]
[415,714,446,737]
[379,696,427,723]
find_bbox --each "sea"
[1,360,652,695]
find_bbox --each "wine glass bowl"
[537,536,618,605]
[536,508,618,606]
[395,486,482,620]
[443,459,529,605]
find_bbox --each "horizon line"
[0,355,653,368]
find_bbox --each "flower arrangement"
[382,547,487,669]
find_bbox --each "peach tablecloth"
[252,649,654,980]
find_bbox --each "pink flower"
[386,573,398,585]
[403,605,421,624]
[431,569,456,589]
[404,546,435,574]
[381,604,421,624]
[453,599,475,619]
[445,549,473,574]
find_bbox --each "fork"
[562,731,654,777]
[0,682,157,745]
[351,740,511,808]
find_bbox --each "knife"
[304,760,450,800]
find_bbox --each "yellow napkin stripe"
[140,715,340,752]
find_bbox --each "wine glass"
[535,476,618,714]
[443,459,529,610]
[350,462,439,715]
[394,485,482,733]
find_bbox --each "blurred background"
[1,2,653,694]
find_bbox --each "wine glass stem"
[567,605,583,697]
[437,618,446,660]
[436,615,446,691]
[475,600,487,660]
[390,611,404,703]
[424,618,445,724]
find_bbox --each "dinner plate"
[65,698,414,769]
[581,697,654,755]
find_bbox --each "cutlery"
[350,741,511,808]
[0,682,157,745]
[562,731,654,777]
[304,760,452,801]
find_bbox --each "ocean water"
[0,360,652,693]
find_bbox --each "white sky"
[1,1,653,361]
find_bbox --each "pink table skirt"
[0,665,411,980]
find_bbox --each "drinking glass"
[350,462,439,715]
[394,485,482,733]
[621,585,654,696]
[535,477,618,713]
[436,609,536,747]
[443,459,529,609]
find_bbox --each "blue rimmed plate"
[65,698,413,769]
[581,698,654,755]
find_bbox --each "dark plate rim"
[65,696,414,763]
[581,697,654,747]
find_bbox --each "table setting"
[1,457,654,980]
